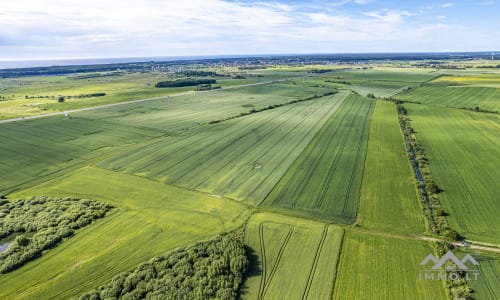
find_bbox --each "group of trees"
[0,196,111,273]
[155,79,216,88]
[79,230,248,300]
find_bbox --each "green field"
[79,81,336,131]
[469,253,500,300]
[356,101,424,234]
[0,71,300,119]
[0,81,335,194]
[399,85,500,111]
[241,213,344,300]
[0,63,498,300]
[99,92,349,204]
[406,104,500,244]
[333,231,447,299]
[262,94,374,223]
[1,166,250,299]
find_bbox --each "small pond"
[0,243,11,254]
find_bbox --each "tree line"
[155,79,216,88]
[0,196,111,273]
[79,230,248,300]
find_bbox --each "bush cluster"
[79,230,248,300]
[0,196,111,273]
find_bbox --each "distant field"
[398,85,500,111]
[99,92,349,204]
[333,231,447,299]
[406,104,500,244]
[469,253,500,300]
[0,81,333,194]
[356,101,424,234]
[262,94,374,223]
[0,71,300,119]
[334,69,438,83]
[1,166,250,299]
[433,74,500,87]
[77,81,335,131]
[319,68,438,97]
[241,213,343,300]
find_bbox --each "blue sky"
[0,0,499,60]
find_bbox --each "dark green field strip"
[262,94,374,223]
[356,101,424,234]
[398,85,500,112]
[99,92,349,204]
[406,104,500,244]
[0,117,162,192]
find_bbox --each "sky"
[0,0,499,60]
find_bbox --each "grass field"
[318,68,438,97]
[406,104,500,244]
[333,231,447,299]
[1,64,498,299]
[79,81,336,131]
[1,166,250,299]
[469,253,500,300]
[0,71,300,119]
[99,91,349,204]
[0,81,335,194]
[356,101,424,234]
[241,213,344,300]
[262,94,374,223]
[0,116,163,192]
[398,85,500,111]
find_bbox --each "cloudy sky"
[0,0,499,60]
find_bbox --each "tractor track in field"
[302,224,329,300]
[258,224,294,300]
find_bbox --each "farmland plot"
[468,253,500,300]
[241,213,343,300]
[334,231,447,299]
[398,85,500,111]
[99,92,349,204]
[406,104,500,244]
[262,94,374,223]
[77,81,336,132]
[0,117,162,192]
[356,101,424,234]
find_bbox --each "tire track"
[259,225,294,300]
[301,225,329,300]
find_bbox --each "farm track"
[301,225,328,300]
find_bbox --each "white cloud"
[440,3,454,8]
[0,0,498,60]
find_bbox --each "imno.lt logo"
[419,251,480,281]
